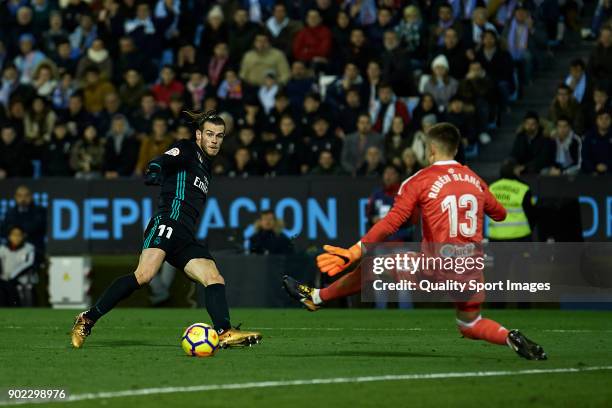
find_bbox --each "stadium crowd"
[0,0,610,180]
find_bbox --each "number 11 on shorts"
[157,224,173,239]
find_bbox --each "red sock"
[320,265,362,302]
[458,317,509,346]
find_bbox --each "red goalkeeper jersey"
[361,160,507,244]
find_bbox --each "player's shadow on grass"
[282,350,453,359]
[86,340,176,348]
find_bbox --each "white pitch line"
[1,366,611,406]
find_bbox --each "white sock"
[311,288,323,305]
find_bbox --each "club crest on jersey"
[194,176,209,194]
[165,147,180,156]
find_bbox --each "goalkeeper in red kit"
[283,123,546,360]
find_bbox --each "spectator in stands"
[24,96,56,148]
[548,83,585,135]
[114,36,152,84]
[42,121,74,177]
[32,61,58,98]
[0,226,37,306]
[70,124,105,179]
[249,210,292,255]
[367,8,394,49]
[304,116,342,172]
[185,70,212,111]
[331,11,352,57]
[337,87,363,136]
[285,60,315,109]
[258,72,279,114]
[476,29,515,117]
[327,62,364,109]
[429,4,463,49]
[582,109,612,175]
[129,92,158,136]
[53,39,78,77]
[436,27,470,80]
[357,146,385,177]
[0,125,31,178]
[292,9,332,67]
[135,117,172,175]
[118,69,148,115]
[370,82,410,134]
[260,147,288,177]
[409,93,437,132]
[587,26,612,91]
[463,7,496,52]
[504,6,535,92]
[14,34,46,85]
[75,39,112,81]
[444,95,476,146]
[423,55,458,111]
[151,65,185,109]
[61,92,92,137]
[266,3,302,57]
[206,42,231,90]
[545,116,582,175]
[310,150,348,175]
[217,68,244,114]
[195,5,228,60]
[103,114,139,178]
[229,8,260,61]
[69,13,96,56]
[1,185,46,256]
[380,30,415,97]
[96,92,124,136]
[395,5,426,60]
[511,111,555,174]
[401,147,421,177]
[341,28,375,73]
[585,86,610,128]
[228,146,258,177]
[51,71,76,111]
[82,66,115,114]
[457,60,495,142]
[240,32,290,86]
[565,59,589,105]
[411,114,437,167]
[41,11,68,56]
[384,116,413,168]
[342,113,384,175]
[589,0,612,38]
[366,164,413,241]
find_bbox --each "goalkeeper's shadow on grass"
[83,340,177,348]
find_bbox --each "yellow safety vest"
[487,178,531,240]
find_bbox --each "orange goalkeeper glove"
[316,243,362,276]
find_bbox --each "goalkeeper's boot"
[507,329,547,360]
[218,325,262,348]
[282,275,320,311]
[70,312,95,349]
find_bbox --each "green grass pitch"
[1,308,611,407]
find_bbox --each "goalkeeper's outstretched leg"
[455,303,547,360]
[283,262,363,311]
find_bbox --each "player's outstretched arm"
[316,179,418,276]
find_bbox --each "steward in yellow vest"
[487,163,536,241]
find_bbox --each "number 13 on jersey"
[441,194,478,238]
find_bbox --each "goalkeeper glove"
[316,243,362,276]
[144,163,162,185]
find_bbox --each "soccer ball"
[181,323,220,357]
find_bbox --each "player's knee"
[202,268,224,286]
[134,267,157,285]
